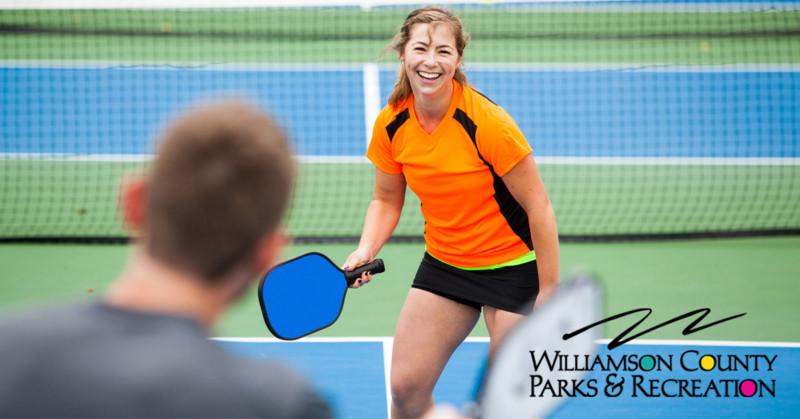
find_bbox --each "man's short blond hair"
[145,102,294,282]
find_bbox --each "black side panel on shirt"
[386,108,410,142]
[453,108,534,250]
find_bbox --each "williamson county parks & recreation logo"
[528,308,779,399]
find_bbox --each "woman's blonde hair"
[388,5,470,108]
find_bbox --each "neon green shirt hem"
[431,250,536,271]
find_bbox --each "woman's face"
[400,23,462,101]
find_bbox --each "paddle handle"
[344,259,385,286]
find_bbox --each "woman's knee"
[390,366,431,403]
[390,373,435,418]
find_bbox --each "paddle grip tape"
[344,259,385,286]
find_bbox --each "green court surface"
[2,9,799,64]
[4,160,799,239]
[2,237,799,343]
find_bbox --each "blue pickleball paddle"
[258,252,384,340]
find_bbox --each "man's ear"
[252,228,288,274]
[120,173,147,234]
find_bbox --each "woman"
[343,6,559,418]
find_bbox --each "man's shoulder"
[0,302,332,418]
[0,301,97,342]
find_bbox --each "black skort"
[411,252,539,314]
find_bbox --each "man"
[0,102,331,418]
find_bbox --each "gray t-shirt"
[0,301,331,418]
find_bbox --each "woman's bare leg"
[390,288,481,418]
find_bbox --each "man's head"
[126,102,294,283]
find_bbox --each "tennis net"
[1,1,799,242]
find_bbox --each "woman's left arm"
[502,153,559,307]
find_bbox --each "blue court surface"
[3,66,798,159]
[217,338,800,418]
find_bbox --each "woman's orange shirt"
[367,80,534,268]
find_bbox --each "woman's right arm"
[343,167,406,288]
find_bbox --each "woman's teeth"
[418,71,440,80]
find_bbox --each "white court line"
[5,153,799,166]
[465,63,800,73]
[363,63,381,150]
[212,336,392,343]
[0,153,368,164]
[213,336,800,347]
[382,338,393,418]
[5,60,800,73]
[298,155,371,164]
[0,60,369,71]
[534,156,800,166]
[0,153,153,162]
